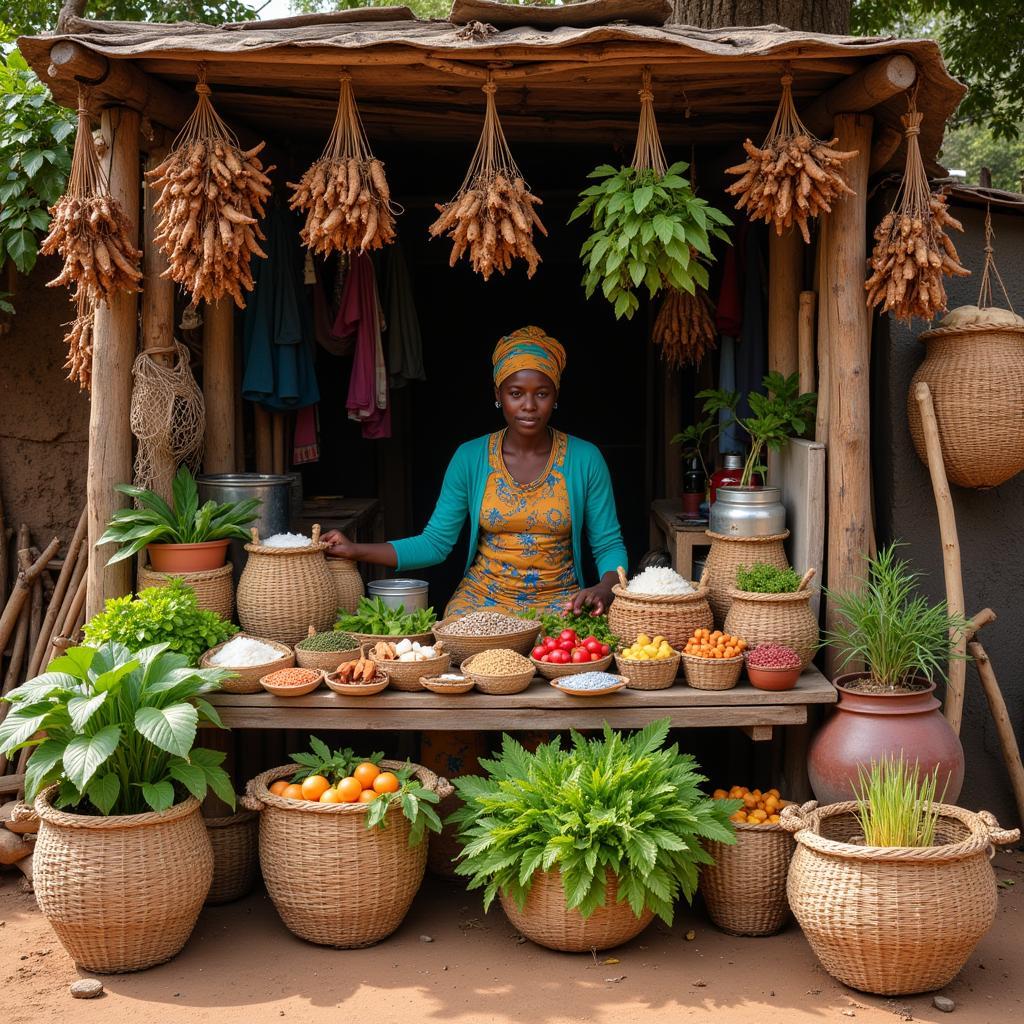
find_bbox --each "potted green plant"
[785,756,1019,996]
[0,641,234,972]
[450,720,738,952]
[809,544,970,804]
[98,465,260,572]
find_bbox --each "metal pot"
[368,578,430,612]
[709,485,786,537]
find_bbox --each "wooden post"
[87,106,141,619]
[798,291,817,397]
[768,229,802,379]
[823,113,873,678]
[254,404,273,474]
[202,299,236,473]
[814,219,831,444]
[801,56,916,138]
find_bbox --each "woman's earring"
[554,403,559,410]
[494,401,500,409]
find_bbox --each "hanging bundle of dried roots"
[725,72,858,243]
[41,100,142,301]
[429,78,546,280]
[652,285,716,368]
[146,77,274,308]
[288,74,397,255]
[865,104,968,323]
[62,291,96,390]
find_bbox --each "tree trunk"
[670,1,851,33]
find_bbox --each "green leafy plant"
[525,609,619,649]
[569,161,731,320]
[336,596,436,636]
[288,736,443,846]
[450,720,739,922]
[97,465,260,565]
[735,563,803,594]
[0,641,234,815]
[670,411,720,484]
[823,543,970,690]
[854,755,945,848]
[83,578,237,665]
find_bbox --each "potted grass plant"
[0,641,233,973]
[809,543,970,804]
[784,756,1019,996]
[98,465,260,572]
[450,720,738,952]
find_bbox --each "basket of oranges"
[242,743,451,948]
[680,628,747,690]
[699,786,801,936]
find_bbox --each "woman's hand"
[321,529,357,560]
[565,580,615,615]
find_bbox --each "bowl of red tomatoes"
[531,630,614,679]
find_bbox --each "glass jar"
[681,456,706,518]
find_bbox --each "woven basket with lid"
[607,567,713,650]
[908,306,1024,489]
[236,524,337,646]
[703,531,790,626]
[138,562,234,623]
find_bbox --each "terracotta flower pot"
[808,673,964,805]
[147,539,231,572]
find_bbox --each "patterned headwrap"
[492,326,566,390]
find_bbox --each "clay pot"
[808,673,964,804]
[147,539,230,572]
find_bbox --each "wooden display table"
[649,498,710,578]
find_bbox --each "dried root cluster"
[62,292,95,391]
[429,172,546,280]
[652,286,716,368]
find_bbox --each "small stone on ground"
[418,934,433,943]
[933,995,956,1013]
[70,979,104,999]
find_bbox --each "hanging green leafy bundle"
[570,69,731,320]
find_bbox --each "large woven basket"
[205,809,260,905]
[700,815,802,936]
[908,308,1024,489]
[500,869,654,952]
[681,652,744,690]
[200,635,294,694]
[608,567,713,650]
[461,654,535,695]
[723,569,819,669]
[138,562,234,623]
[615,651,680,690]
[293,627,361,672]
[372,651,452,692]
[242,761,451,948]
[433,615,540,665]
[236,524,337,646]
[326,556,364,614]
[703,532,790,626]
[783,801,1020,995]
[31,790,212,973]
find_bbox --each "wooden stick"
[60,573,88,644]
[965,607,996,643]
[254,403,273,474]
[0,481,7,610]
[814,219,830,444]
[798,290,817,398]
[28,572,42,669]
[968,640,1024,826]
[914,381,967,735]
[272,413,285,475]
[0,537,61,657]
[768,229,802,378]
[41,549,88,671]
[202,298,236,474]
[0,607,29,774]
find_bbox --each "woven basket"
[294,627,361,672]
[242,761,450,948]
[200,635,295,694]
[372,652,452,692]
[533,652,613,680]
[615,651,680,690]
[461,654,535,695]
[433,616,540,665]
[908,309,1024,489]
[783,801,1020,995]
[500,869,654,952]
[138,562,234,623]
[699,817,800,936]
[236,524,337,646]
[205,809,259,905]
[326,556,364,614]
[608,567,713,650]
[347,629,436,647]
[703,532,790,627]
[723,569,819,670]
[681,652,743,690]
[31,790,212,973]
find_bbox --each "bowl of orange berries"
[268,760,401,805]
[713,785,788,826]
[680,628,747,691]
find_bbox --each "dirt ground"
[0,850,1020,1024]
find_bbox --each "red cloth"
[334,253,391,439]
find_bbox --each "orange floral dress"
[445,429,576,617]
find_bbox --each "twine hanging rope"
[977,205,1014,313]
[631,68,668,176]
[130,341,206,496]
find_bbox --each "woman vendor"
[323,325,627,616]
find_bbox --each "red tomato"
[583,635,598,646]
[555,649,572,664]
[558,639,574,652]
[590,652,601,661]
[571,649,589,664]
[599,643,611,656]
[559,629,578,644]
[543,636,558,650]
[584,639,602,654]
[532,646,547,660]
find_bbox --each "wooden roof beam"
[801,54,916,138]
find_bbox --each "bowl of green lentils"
[293,627,361,672]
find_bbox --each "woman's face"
[496,369,557,438]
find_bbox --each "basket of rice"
[460,649,536,695]
[608,566,713,650]
[201,634,295,694]
[294,626,361,672]
[433,612,540,664]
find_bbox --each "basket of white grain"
[201,634,296,694]
[608,566,713,650]
[368,638,451,692]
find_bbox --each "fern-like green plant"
[449,720,739,923]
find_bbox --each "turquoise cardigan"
[389,433,628,589]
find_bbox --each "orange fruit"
[282,783,305,801]
[269,780,290,796]
[357,789,378,803]
[320,788,344,803]
[712,788,728,800]
[301,775,331,802]
[353,762,381,790]
[730,811,747,823]
[335,777,362,803]
[373,771,400,794]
